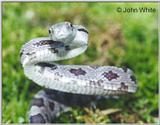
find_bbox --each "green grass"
[2,2,158,123]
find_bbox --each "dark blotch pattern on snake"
[20,22,137,123]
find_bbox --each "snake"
[20,22,137,123]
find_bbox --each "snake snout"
[49,22,76,42]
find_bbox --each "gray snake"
[20,22,137,123]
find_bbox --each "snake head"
[49,22,76,42]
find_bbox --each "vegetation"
[2,2,158,123]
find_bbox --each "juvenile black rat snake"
[20,22,137,123]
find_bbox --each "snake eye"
[65,22,73,28]
[48,29,51,34]
[70,23,73,27]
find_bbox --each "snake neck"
[20,29,88,67]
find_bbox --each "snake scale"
[20,22,137,123]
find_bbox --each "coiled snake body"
[20,22,137,123]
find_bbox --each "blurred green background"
[2,2,158,123]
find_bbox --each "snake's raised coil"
[20,22,137,123]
